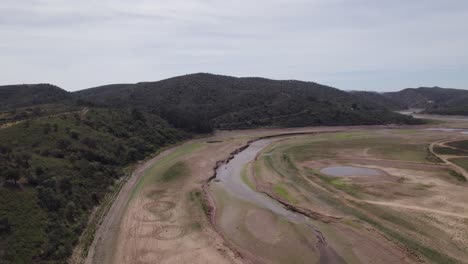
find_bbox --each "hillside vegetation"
[75,73,421,132]
[0,108,186,263]
[0,84,71,111]
[384,87,468,115]
[349,91,406,110]
[349,87,468,116]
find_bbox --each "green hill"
[0,84,71,111]
[0,108,186,263]
[75,73,420,132]
[349,91,406,110]
[384,87,468,115]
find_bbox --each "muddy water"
[216,139,304,222]
[321,166,382,177]
[212,139,344,263]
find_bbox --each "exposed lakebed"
[320,166,382,177]
[210,138,345,263]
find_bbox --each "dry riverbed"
[83,117,468,264]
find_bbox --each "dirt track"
[85,146,180,264]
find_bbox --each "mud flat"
[250,128,468,263]
[83,122,468,264]
[210,138,344,263]
[208,133,416,264]
[320,166,383,177]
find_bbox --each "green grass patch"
[159,161,189,182]
[433,146,468,156]
[450,158,468,174]
[317,174,360,196]
[448,169,467,182]
[446,140,468,152]
[272,184,297,204]
[394,129,418,134]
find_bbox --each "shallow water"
[215,139,305,223]
[213,139,345,263]
[320,166,381,177]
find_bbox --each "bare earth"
[83,119,468,264]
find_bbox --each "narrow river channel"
[210,138,345,263]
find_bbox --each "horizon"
[2,72,466,93]
[1,1,468,91]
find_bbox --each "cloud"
[1,0,467,91]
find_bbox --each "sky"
[1,0,468,92]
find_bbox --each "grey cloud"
[1,0,467,91]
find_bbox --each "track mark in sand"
[128,225,159,238]
[145,189,169,199]
[154,225,186,240]
[143,201,176,213]
[133,211,173,222]
[355,199,468,219]
[307,224,346,264]
[136,252,164,264]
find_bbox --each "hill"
[0,84,71,111]
[349,91,406,110]
[0,108,186,263]
[384,87,468,115]
[75,73,420,132]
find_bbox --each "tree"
[131,108,146,123]
[0,216,11,234]
[5,169,20,185]
[65,202,76,222]
[70,130,80,140]
[43,123,51,134]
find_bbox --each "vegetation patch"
[433,146,468,156]
[272,184,297,204]
[450,158,468,175]
[317,174,360,196]
[0,188,47,263]
[159,161,189,182]
[448,170,467,182]
[190,190,211,216]
[425,146,443,163]
[446,140,468,152]
[0,107,186,263]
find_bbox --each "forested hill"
[74,73,420,131]
[0,108,186,263]
[350,87,468,116]
[349,91,406,110]
[384,87,468,115]
[0,84,71,111]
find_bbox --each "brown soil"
[82,122,468,264]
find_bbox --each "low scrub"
[0,108,186,263]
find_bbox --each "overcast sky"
[1,0,468,91]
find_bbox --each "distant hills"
[0,84,71,111]
[351,87,468,115]
[3,74,467,131]
[73,73,420,131]
[385,87,468,115]
[1,73,423,132]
